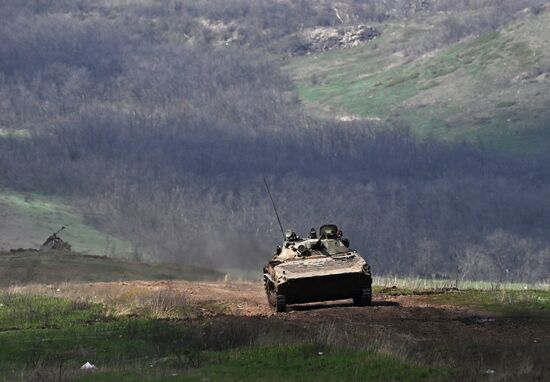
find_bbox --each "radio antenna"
[263,177,285,240]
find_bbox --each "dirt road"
[199,282,544,334]
[41,279,548,340]
[102,280,549,351]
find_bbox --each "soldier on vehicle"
[309,228,317,239]
[284,229,300,242]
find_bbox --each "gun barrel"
[54,226,66,235]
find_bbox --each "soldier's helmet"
[284,229,298,241]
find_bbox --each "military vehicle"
[40,226,71,252]
[263,224,372,312]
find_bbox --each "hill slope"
[0,250,221,286]
[0,189,131,256]
[1,0,550,280]
[287,7,550,151]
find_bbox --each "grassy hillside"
[0,250,222,286]
[0,189,131,256]
[287,8,550,151]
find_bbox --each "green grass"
[2,280,547,380]
[78,346,451,382]
[0,188,132,256]
[0,294,451,382]
[0,296,214,377]
[373,286,416,296]
[373,276,549,292]
[286,10,550,152]
[426,289,550,314]
[373,277,550,314]
[0,320,164,374]
[0,250,222,286]
[0,293,106,330]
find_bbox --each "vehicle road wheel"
[353,288,372,307]
[276,294,287,313]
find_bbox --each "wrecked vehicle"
[263,224,372,312]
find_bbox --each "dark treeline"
[1,1,549,281]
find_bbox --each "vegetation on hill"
[287,6,550,152]
[0,0,549,281]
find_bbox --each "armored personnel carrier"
[263,224,372,312]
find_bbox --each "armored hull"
[263,225,372,312]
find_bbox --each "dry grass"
[373,275,550,291]
[315,322,413,361]
[7,281,197,319]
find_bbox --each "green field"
[374,276,550,314]
[373,275,550,292]
[0,293,452,382]
[2,283,548,381]
[1,259,548,381]
[286,9,550,152]
[0,188,131,257]
[427,289,550,313]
